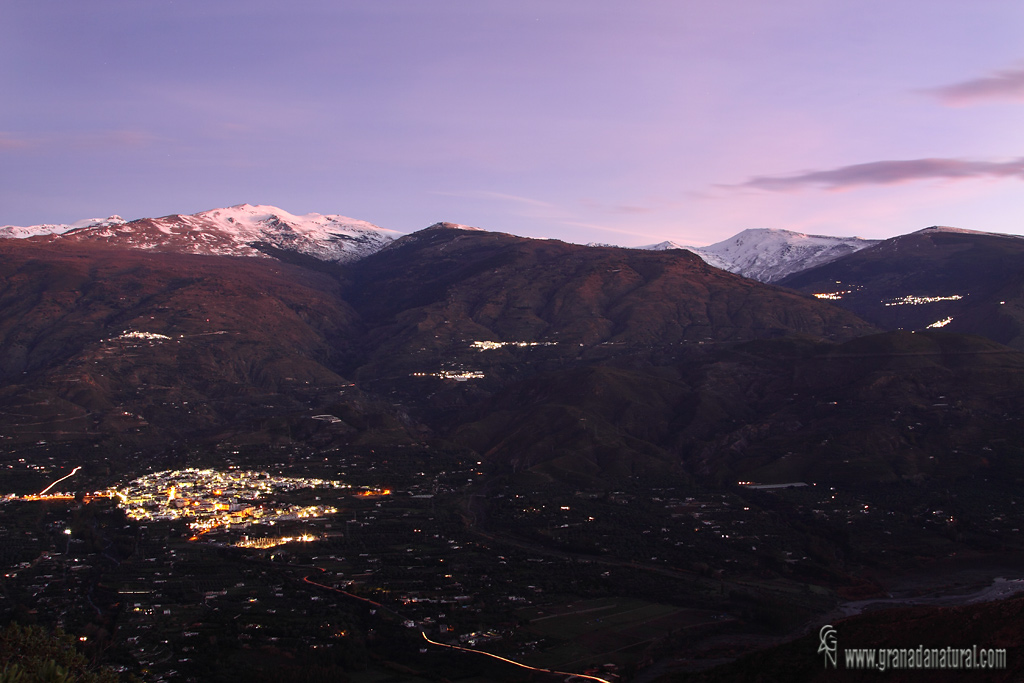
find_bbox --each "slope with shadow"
[448,330,1024,486]
[5,223,1022,490]
[344,225,875,390]
[336,225,884,484]
[349,225,875,344]
[325,225,900,485]
[0,240,416,469]
[688,330,1024,484]
[780,227,1024,348]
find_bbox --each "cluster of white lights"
[118,331,172,340]
[883,295,963,307]
[235,534,317,549]
[113,468,345,528]
[470,341,558,350]
[410,370,485,381]
[926,317,953,329]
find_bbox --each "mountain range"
[5,203,1024,681]
[2,204,401,264]
[1,205,883,282]
[640,228,879,283]
[780,225,1024,349]
[2,204,1024,489]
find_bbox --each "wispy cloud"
[0,129,158,153]
[67,130,159,149]
[607,205,654,215]
[925,67,1024,106]
[430,189,571,219]
[0,132,37,150]
[464,191,558,209]
[556,220,660,240]
[578,196,689,216]
[729,157,1024,192]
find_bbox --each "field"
[517,597,720,670]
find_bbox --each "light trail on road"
[420,631,614,683]
[303,570,613,682]
[39,466,81,495]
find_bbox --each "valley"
[1,215,1023,680]
[4,437,1024,681]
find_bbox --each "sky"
[3,1,1024,246]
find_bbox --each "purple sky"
[3,1,1024,246]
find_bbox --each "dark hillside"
[781,228,1024,348]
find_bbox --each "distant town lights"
[470,340,558,350]
[883,294,963,307]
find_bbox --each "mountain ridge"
[8,206,1021,285]
[4,204,401,264]
[642,227,882,283]
[780,226,1024,349]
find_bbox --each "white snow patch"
[0,215,125,239]
[424,221,485,231]
[636,228,879,283]
[7,204,402,264]
[916,226,1023,239]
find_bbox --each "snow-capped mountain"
[909,225,1018,239]
[638,240,689,252]
[0,215,126,239]
[3,204,401,263]
[421,221,485,232]
[634,239,734,269]
[641,228,879,283]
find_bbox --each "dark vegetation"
[781,228,1024,349]
[2,225,1024,680]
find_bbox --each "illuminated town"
[407,341,560,381]
[470,340,558,350]
[117,331,172,341]
[112,468,349,540]
[410,370,486,381]
[883,294,963,306]
[813,290,851,300]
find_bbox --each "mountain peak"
[638,227,880,283]
[3,205,401,264]
[1,215,126,239]
[423,222,485,232]
[636,240,689,251]
[913,225,1021,239]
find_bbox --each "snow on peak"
[3,205,402,264]
[130,204,403,262]
[638,228,879,283]
[694,228,880,282]
[636,240,690,251]
[0,215,125,239]
[914,225,1021,239]
[424,221,485,231]
[189,204,399,242]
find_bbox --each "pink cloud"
[609,205,654,215]
[431,190,557,209]
[731,158,1024,191]
[0,130,157,153]
[0,133,35,150]
[926,67,1024,106]
[68,130,158,149]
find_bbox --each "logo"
[818,624,838,669]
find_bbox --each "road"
[39,466,82,495]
